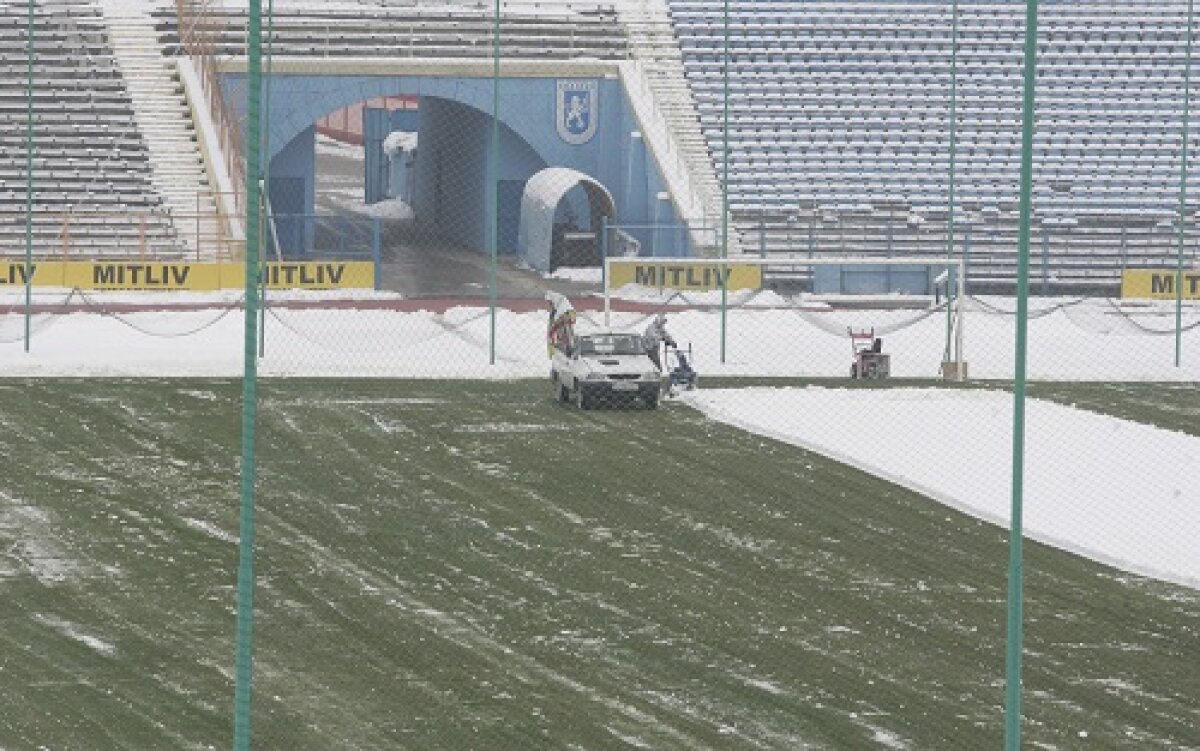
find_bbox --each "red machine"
[849,327,890,379]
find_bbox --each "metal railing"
[175,0,246,218]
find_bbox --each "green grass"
[0,379,1197,748]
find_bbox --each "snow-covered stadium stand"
[8,0,1197,289]
[0,0,187,258]
[667,0,1200,291]
[154,0,629,62]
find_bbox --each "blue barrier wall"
[267,124,315,254]
[222,72,682,264]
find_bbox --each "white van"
[550,330,662,409]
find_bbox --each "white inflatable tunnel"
[517,167,616,272]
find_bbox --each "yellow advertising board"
[0,260,62,287]
[63,262,225,290]
[0,261,375,290]
[1121,269,1200,300]
[255,261,375,289]
[609,262,763,291]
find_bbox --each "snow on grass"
[685,387,1200,589]
[2,503,85,586]
[181,517,238,545]
[35,614,116,656]
[454,421,574,433]
[867,726,910,749]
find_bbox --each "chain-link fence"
[4,0,1200,749]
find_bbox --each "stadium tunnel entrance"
[219,70,688,281]
[518,168,615,271]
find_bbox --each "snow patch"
[605,727,652,748]
[455,422,571,433]
[2,504,84,585]
[869,726,910,749]
[182,517,238,545]
[382,130,417,157]
[685,388,1200,590]
[36,614,116,656]
[736,675,788,696]
[548,267,602,283]
[314,132,364,159]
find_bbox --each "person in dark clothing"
[643,313,676,372]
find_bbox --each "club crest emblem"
[556,80,598,145]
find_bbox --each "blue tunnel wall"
[412,97,547,252]
[265,124,315,254]
[221,72,688,266]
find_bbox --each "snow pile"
[314,133,364,159]
[357,198,415,221]
[1,294,1198,379]
[685,387,1200,589]
[548,267,603,283]
[382,130,417,157]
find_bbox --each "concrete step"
[103,3,223,259]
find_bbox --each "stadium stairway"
[100,2,221,260]
[615,0,735,251]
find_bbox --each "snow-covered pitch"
[2,288,1198,589]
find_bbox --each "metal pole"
[964,226,972,297]
[759,209,766,257]
[1177,0,1194,368]
[259,0,273,359]
[1006,1,1039,748]
[719,0,729,364]
[489,0,499,365]
[956,259,966,377]
[600,215,609,291]
[24,0,33,352]
[1041,226,1050,296]
[233,0,264,746]
[945,0,959,365]
[372,217,382,291]
[603,256,612,327]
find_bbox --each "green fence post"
[24,0,33,352]
[489,0,500,365]
[233,0,264,748]
[258,0,274,361]
[1177,0,1194,367]
[1006,1,1040,749]
[945,0,959,366]
[719,0,729,364]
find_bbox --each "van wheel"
[559,384,571,402]
[574,385,590,410]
